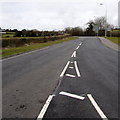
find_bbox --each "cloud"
[0,0,119,30]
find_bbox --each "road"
[2,37,118,119]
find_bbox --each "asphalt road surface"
[2,37,118,119]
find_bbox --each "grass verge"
[2,36,79,58]
[105,37,120,45]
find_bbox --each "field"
[2,32,15,38]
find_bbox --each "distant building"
[118,1,120,27]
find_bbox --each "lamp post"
[100,3,107,37]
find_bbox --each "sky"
[0,0,119,30]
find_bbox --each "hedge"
[2,35,70,48]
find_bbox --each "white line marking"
[37,95,54,120]
[87,94,108,120]
[74,51,76,57]
[71,51,76,57]
[66,74,76,78]
[74,61,81,77]
[71,61,73,63]
[69,67,74,69]
[60,61,70,77]
[59,91,85,100]
[71,52,74,57]
[79,42,82,46]
[2,47,49,61]
[76,46,80,50]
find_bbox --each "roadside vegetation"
[1,16,120,58]
[105,37,120,45]
[2,36,79,58]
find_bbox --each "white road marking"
[79,42,82,46]
[37,95,54,120]
[74,61,81,77]
[66,74,76,78]
[69,67,74,69]
[74,51,76,57]
[71,51,76,58]
[2,47,49,61]
[76,46,80,50]
[59,91,85,100]
[71,61,73,63]
[87,94,108,120]
[60,61,70,77]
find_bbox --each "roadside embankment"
[99,37,120,52]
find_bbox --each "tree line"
[1,16,119,37]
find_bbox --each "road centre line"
[87,94,108,120]
[37,95,55,120]
[76,46,80,50]
[59,91,85,100]
[71,61,73,63]
[79,42,82,46]
[60,61,70,77]
[2,46,49,61]
[71,51,76,58]
[66,74,76,78]
[74,61,81,77]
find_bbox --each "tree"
[86,20,95,36]
[94,17,106,30]
[65,27,83,36]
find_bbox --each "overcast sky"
[0,0,119,30]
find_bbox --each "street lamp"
[100,3,107,37]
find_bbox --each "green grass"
[105,37,120,45]
[2,36,79,58]
[2,32,15,38]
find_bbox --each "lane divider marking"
[79,42,82,46]
[37,95,55,120]
[71,51,76,58]
[74,61,81,77]
[76,46,80,50]
[59,91,85,100]
[65,74,76,78]
[87,94,108,120]
[60,61,70,77]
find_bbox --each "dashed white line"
[2,46,49,61]
[74,61,81,77]
[66,74,76,78]
[59,91,85,100]
[71,61,73,63]
[79,42,82,46]
[87,94,108,120]
[76,46,80,50]
[60,61,70,77]
[37,95,54,120]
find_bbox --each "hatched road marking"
[37,95,55,120]
[59,91,85,100]
[60,61,70,77]
[66,74,76,78]
[87,94,108,120]
[74,61,81,77]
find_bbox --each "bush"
[2,35,70,48]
